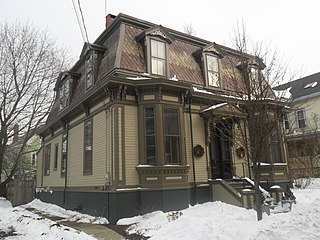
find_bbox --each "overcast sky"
[1,0,320,80]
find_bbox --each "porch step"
[225,179,254,193]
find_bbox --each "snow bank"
[23,199,109,224]
[0,197,12,208]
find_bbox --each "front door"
[210,122,233,179]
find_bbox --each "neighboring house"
[5,125,40,206]
[274,72,320,178]
[36,13,290,223]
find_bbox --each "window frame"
[85,52,93,90]
[59,79,70,110]
[296,109,306,129]
[54,143,58,170]
[61,132,68,177]
[44,144,51,176]
[163,107,181,164]
[31,153,37,166]
[204,53,220,88]
[144,107,157,165]
[283,112,290,130]
[148,38,168,77]
[83,118,93,175]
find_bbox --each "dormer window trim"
[148,37,168,77]
[85,51,94,90]
[203,53,221,88]
[59,78,70,111]
[137,25,174,78]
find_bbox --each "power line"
[71,0,90,45]
[77,0,90,44]
[71,0,86,43]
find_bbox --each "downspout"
[188,96,197,204]
[243,120,251,179]
[63,124,69,204]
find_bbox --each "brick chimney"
[12,124,19,144]
[105,14,116,29]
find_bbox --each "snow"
[118,179,320,240]
[1,179,320,239]
[201,102,227,113]
[0,198,107,239]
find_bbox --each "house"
[274,72,320,179]
[5,125,40,206]
[36,13,290,223]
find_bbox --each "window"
[206,55,220,87]
[86,53,93,89]
[145,107,157,165]
[272,129,283,163]
[296,109,306,128]
[54,144,58,170]
[151,39,166,76]
[250,67,260,92]
[84,119,93,175]
[44,144,51,176]
[31,153,37,166]
[61,132,67,177]
[164,108,180,164]
[283,113,290,130]
[59,79,70,110]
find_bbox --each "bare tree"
[203,24,291,220]
[0,22,69,197]
[183,23,196,36]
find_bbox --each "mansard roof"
[42,13,273,134]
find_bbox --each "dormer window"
[250,66,260,92]
[151,39,166,76]
[137,25,174,77]
[206,54,220,87]
[59,79,70,110]
[86,53,93,89]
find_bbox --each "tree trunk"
[253,164,263,221]
[0,182,7,198]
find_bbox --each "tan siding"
[42,135,64,187]
[68,122,84,186]
[124,105,139,185]
[92,111,107,183]
[184,112,208,183]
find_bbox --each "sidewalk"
[62,221,124,240]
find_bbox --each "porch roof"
[200,102,245,118]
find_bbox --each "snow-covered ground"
[0,198,107,239]
[119,179,320,240]
[1,179,320,239]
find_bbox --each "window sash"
[54,144,58,170]
[164,108,180,164]
[283,113,290,130]
[150,39,166,76]
[61,133,67,177]
[83,119,93,174]
[44,145,51,176]
[206,55,220,87]
[86,54,93,89]
[296,110,306,128]
[59,79,70,110]
[145,107,157,165]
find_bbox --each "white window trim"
[204,53,220,88]
[295,109,306,129]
